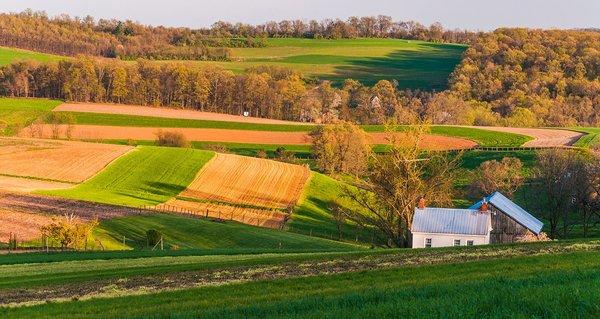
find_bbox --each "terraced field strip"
[0,137,132,185]
[162,153,310,228]
[0,176,72,193]
[54,103,309,125]
[31,124,477,150]
[471,126,584,147]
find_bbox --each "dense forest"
[449,28,600,126]
[1,11,599,126]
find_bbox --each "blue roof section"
[411,208,490,236]
[470,192,543,234]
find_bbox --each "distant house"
[411,192,543,248]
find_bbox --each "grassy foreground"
[0,98,62,135]
[2,246,598,318]
[572,127,600,148]
[93,213,359,251]
[42,146,214,206]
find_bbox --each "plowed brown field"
[160,153,310,228]
[0,138,132,184]
[55,102,309,125]
[0,210,53,242]
[30,125,477,150]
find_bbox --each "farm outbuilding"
[411,192,543,248]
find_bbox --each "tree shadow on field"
[324,42,466,90]
[144,182,186,197]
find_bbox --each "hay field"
[0,138,132,184]
[163,153,310,228]
[181,153,309,208]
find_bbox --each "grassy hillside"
[289,173,379,243]
[0,98,62,135]
[42,146,214,206]
[0,47,63,66]
[2,241,597,318]
[193,38,466,89]
[572,127,600,148]
[93,213,359,251]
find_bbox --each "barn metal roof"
[411,208,491,236]
[470,192,543,234]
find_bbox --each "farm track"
[0,137,132,184]
[161,153,310,228]
[472,126,585,147]
[2,241,598,306]
[30,124,477,150]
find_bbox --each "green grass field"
[42,146,214,206]
[2,241,597,318]
[0,98,62,135]
[62,111,530,147]
[193,38,467,89]
[288,173,380,243]
[93,213,360,251]
[571,127,600,148]
[0,47,63,66]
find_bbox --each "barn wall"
[489,205,531,244]
[412,232,488,248]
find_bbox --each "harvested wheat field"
[157,199,287,229]
[0,137,132,184]
[157,153,309,228]
[471,127,584,147]
[0,209,53,242]
[32,124,477,150]
[55,102,310,125]
[182,153,310,208]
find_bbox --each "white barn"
[411,192,543,249]
[411,207,491,248]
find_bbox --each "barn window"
[453,239,461,246]
[425,238,432,248]
[467,240,474,246]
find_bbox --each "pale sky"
[1,0,598,31]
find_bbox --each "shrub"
[146,229,162,247]
[155,130,190,148]
[256,149,268,158]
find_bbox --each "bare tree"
[533,149,578,238]
[571,153,600,237]
[469,157,524,198]
[329,200,347,240]
[342,124,460,247]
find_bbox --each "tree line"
[0,10,232,60]
[2,53,599,127]
[210,16,477,43]
[0,56,459,123]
